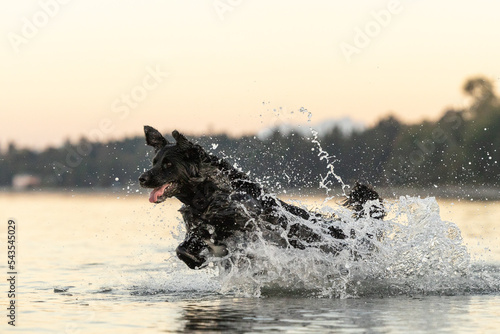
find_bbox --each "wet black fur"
[139,126,385,269]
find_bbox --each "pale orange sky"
[1,0,499,150]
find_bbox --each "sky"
[1,0,500,150]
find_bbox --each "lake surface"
[1,191,500,333]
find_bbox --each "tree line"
[1,77,499,191]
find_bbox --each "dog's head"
[139,126,228,269]
[139,126,203,204]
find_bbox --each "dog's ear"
[144,125,169,152]
[172,130,192,150]
[172,130,207,163]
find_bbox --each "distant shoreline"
[285,185,500,202]
[2,185,500,201]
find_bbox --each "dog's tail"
[342,182,385,220]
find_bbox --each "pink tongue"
[149,184,169,203]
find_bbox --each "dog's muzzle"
[138,172,179,203]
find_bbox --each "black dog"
[139,126,384,269]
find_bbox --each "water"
[1,192,500,333]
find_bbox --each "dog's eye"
[164,162,172,168]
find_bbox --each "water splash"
[207,195,491,298]
[299,107,348,200]
[146,107,499,299]
[202,109,496,298]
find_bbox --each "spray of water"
[131,107,499,299]
[205,108,496,298]
[298,107,349,200]
[208,195,480,298]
